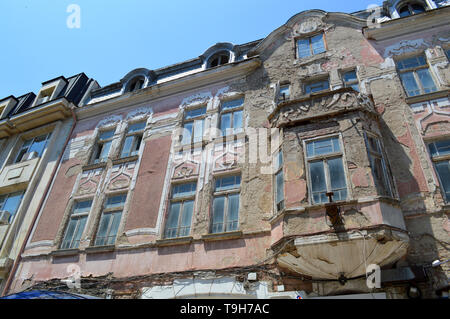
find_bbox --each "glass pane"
[106,212,122,245]
[307,137,340,157]
[95,213,111,246]
[397,56,426,70]
[193,119,204,143]
[227,194,240,231]
[73,200,92,214]
[371,156,390,196]
[212,196,225,233]
[220,113,232,136]
[311,34,326,55]
[61,218,77,249]
[399,6,411,17]
[216,175,241,192]
[305,80,329,94]
[222,98,244,111]
[279,86,290,99]
[172,183,197,199]
[297,39,311,58]
[328,157,347,196]
[400,72,421,96]
[367,136,381,154]
[411,4,425,14]
[28,134,49,157]
[182,122,193,145]
[343,70,357,83]
[72,216,87,249]
[179,200,194,237]
[3,192,24,219]
[127,122,145,133]
[99,130,114,141]
[105,194,126,209]
[275,151,283,171]
[435,161,450,202]
[309,160,327,203]
[185,107,206,120]
[416,68,437,94]
[276,171,284,205]
[121,136,134,158]
[431,140,450,157]
[233,110,243,134]
[165,202,181,238]
[350,83,360,92]
[99,140,112,161]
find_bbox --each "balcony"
[268,88,376,128]
[0,157,39,193]
[271,198,409,280]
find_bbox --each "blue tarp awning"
[1,290,100,299]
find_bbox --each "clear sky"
[0,0,383,99]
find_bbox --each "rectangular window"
[278,85,290,101]
[211,175,241,233]
[343,70,360,92]
[445,48,450,60]
[306,136,348,204]
[94,194,126,246]
[364,134,392,197]
[121,121,145,158]
[305,79,330,94]
[164,182,197,239]
[15,133,51,163]
[91,129,115,164]
[182,107,206,145]
[428,139,450,202]
[396,55,437,97]
[60,200,92,249]
[297,33,326,58]
[220,98,244,136]
[274,151,285,211]
[0,191,24,222]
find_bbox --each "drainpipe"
[1,105,78,296]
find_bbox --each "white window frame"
[342,69,360,92]
[14,132,51,163]
[120,121,146,158]
[219,98,244,137]
[396,54,438,97]
[304,78,330,94]
[211,174,241,234]
[364,132,394,197]
[303,134,350,205]
[164,182,197,239]
[181,106,207,145]
[296,32,326,59]
[60,199,92,250]
[91,128,115,164]
[0,191,24,223]
[94,194,127,246]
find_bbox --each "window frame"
[120,121,146,158]
[164,182,197,239]
[210,174,241,234]
[90,128,115,164]
[304,78,330,95]
[427,139,450,203]
[0,191,24,222]
[14,132,51,164]
[60,199,93,250]
[181,106,207,145]
[93,193,127,246]
[398,2,426,17]
[303,134,350,205]
[342,69,360,92]
[396,54,438,97]
[274,150,285,212]
[296,32,327,59]
[219,98,244,137]
[363,132,394,198]
[278,84,291,102]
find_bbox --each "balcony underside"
[277,227,409,280]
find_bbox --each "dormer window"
[208,51,230,68]
[127,77,145,93]
[398,3,426,17]
[36,88,54,105]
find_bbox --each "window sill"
[405,89,449,104]
[84,245,115,254]
[294,52,328,66]
[50,248,80,257]
[201,231,243,242]
[111,155,139,165]
[156,236,193,247]
[82,161,107,171]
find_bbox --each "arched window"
[127,77,145,92]
[398,2,426,17]
[208,51,230,68]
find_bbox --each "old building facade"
[1,0,449,299]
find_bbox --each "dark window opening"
[127,78,145,92]
[398,3,426,17]
[208,52,230,68]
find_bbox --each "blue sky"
[0,0,382,98]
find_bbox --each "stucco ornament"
[292,17,325,36]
